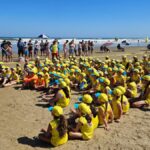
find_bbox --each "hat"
[133,69,139,73]
[43,67,48,72]
[142,75,150,81]
[38,72,44,77]
[107,67,112,72]
[48,106,63,117]
[118,68,124,74]
[59,81,67,88]
[81,73,86,77]
[78,103,91,115]
[64,78,70,85]
[99,77,105,83]
[104,78,110,86]
[82,94,93,104]
[113,88,122,97]
[117,86,126,95]
[98,93,108,103]
[128,82,137,89]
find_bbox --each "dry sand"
[0,47,150,150]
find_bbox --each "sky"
[0,0,150,38]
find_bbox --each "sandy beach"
[0,47,150,150]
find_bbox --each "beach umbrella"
[38,34,49,39]
[102,42,113,47]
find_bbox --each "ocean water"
[0,37,149,53]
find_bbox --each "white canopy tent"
[38,34,49,39]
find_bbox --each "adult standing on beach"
[91,41,94,54]
[78,42,82,56]
[17,38,24,57]
[81,40,85,56]
[84,41,88,56]
[7,41,13,62]
[50,40,58,60]
[40,40,45,56]
[1,40,8,62]
[28,40,33,59]
[69,40,75,56]
[34,40,39,58]
[23,42,28,59]
[45,40,50,59]
[63,40,69,58]
[88,41,91,54]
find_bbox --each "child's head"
[38,72,44,78]
[49,106,67,137]
[97,93,108,104]
[113,88,122,99]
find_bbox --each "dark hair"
[57,115,68,137]
[90,105,98,117]
[85,114,92,123]
[62,87,70,98]
[120,95,124,105]
[105,102,108,114]
[143,81,150,95]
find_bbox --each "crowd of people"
[0,39,94,62]
[0,54,150,147]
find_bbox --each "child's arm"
[98,108,109,131]
[116,103,123,122]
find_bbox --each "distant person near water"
[117,44,125,52]
[34,40,40,58]
[50,40,58,60]
[45,40,50,58]
[69,40,75,56]
[1,40,13,62]
[23,42,28,59]
[1,40,7,62]
[40,40,45,56]
[28,40,33,59]
[63,40,69,58]
[17,38,24,57]
[6,41,13,62]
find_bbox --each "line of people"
[0,54,150,147]
[0,40,13,62]
[0,39,94,62]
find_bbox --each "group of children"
[0,54,150,147]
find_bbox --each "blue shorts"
[24,50,29,56]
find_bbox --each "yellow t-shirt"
[92,115,99,129]
[144,85,150,105]
[115,75,126,86]
[129,87,138,98]
[131,74,141,84]
[50,120,68,147]
[44,72,50,87]
[52,44,58,53]
[93,79,101,91]
[79,116,94,140]
[112,95,130,119]
[56,89,70,108]
[98,103,112,125]
[11,73,20,83]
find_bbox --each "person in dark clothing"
[1,40,8,61]
[28,40,33,59]
[117,44,125,52]
[17,38,24,57]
